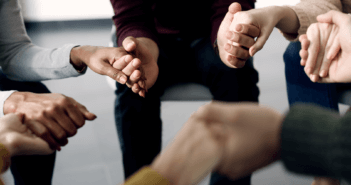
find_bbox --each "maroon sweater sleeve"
[110,0,159,47]
[210,0,255,45]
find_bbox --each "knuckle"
[56,131,67,140]
[68,128,77,137]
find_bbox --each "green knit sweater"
[282,104,351,183]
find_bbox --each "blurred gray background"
[3,0,349,184]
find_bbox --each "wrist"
[275,6,300,34]
[70,46,88,72]
[3,92,25,115]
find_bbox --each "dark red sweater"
[110,0,255,47]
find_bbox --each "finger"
[249,27,272,56]
[131,83,141,94]
[72,101,97,121]
[317,10,351,26]
[320,33,339,77]
[122,58,141,76]
[90,60,128,84]
[40,117,69,146]
[65,98,85,128]
[305,25,320,77]
[139,90,146,98]
[326,36,341,61]
[226,31,255,49]
[224,43,249,60]
[234,24,260,38]
[52,109,78,137]
[129,70,142,84]
[112,54,134,71]
[299,49,308,66]
[122,36,138,52]
[25,120,61,151]
[226,55,246,68]
[138,79,146,89]
[299,35,310,50]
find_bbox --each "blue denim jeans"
[284,41,340,111]
[0,72,55,185]
[115,35,260,184]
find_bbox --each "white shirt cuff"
[0,90,17,117]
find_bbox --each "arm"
[281,104,351,183]
[110,0,159,47]
[281,0,342,41]
[0,0,83,81]
[110,0,160,91]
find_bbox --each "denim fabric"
[284,42,340,111]
[115,35,259,184]
[0,73,55,185]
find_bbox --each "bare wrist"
[70,46,88,72]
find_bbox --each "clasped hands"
[299,11,351,83]
[1,37,159,153]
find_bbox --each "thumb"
[122,36,138,52]
[317,10,349,26]
[229,2,242,15]
[249,28,271,56]
[91,60,128,84]
[77,104,97,121]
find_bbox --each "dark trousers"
[115,36,259,184]
[0,72,55,185]
[284,42,343,111]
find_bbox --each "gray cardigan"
[0,0,85,116]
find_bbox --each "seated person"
[222,1,350,184]
[109,1,260,184]
[0,0,142,184]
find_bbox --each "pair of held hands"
[222,3,351,84]
[2,40,158,152]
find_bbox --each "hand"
[299,23,339,82]
[218,3,260,68]
[311,177,340,185]
[151,102,283,183]
[299,11,351,83]
[3,92,96,150]
[121,36,159,94]
[195,102,283,180]
[0,113,54,156]
[151,105,225,184]
[70,46,145,96]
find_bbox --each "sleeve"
[124,166,170,185]
[281,0,343,41]
[281,104,351,183]
[110,0,159,47]
[0,143,11,174]
[0,0,85,82]
[0,91,16,118]
[210,0,255,45]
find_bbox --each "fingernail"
[235,24,242,32]
[305,67,312,74]
[57,147,61,151]
[132,60,138,67]
[127,42,134,50]
[120,76,127,84]
[319,70,327,77]
[124,56,130,63]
